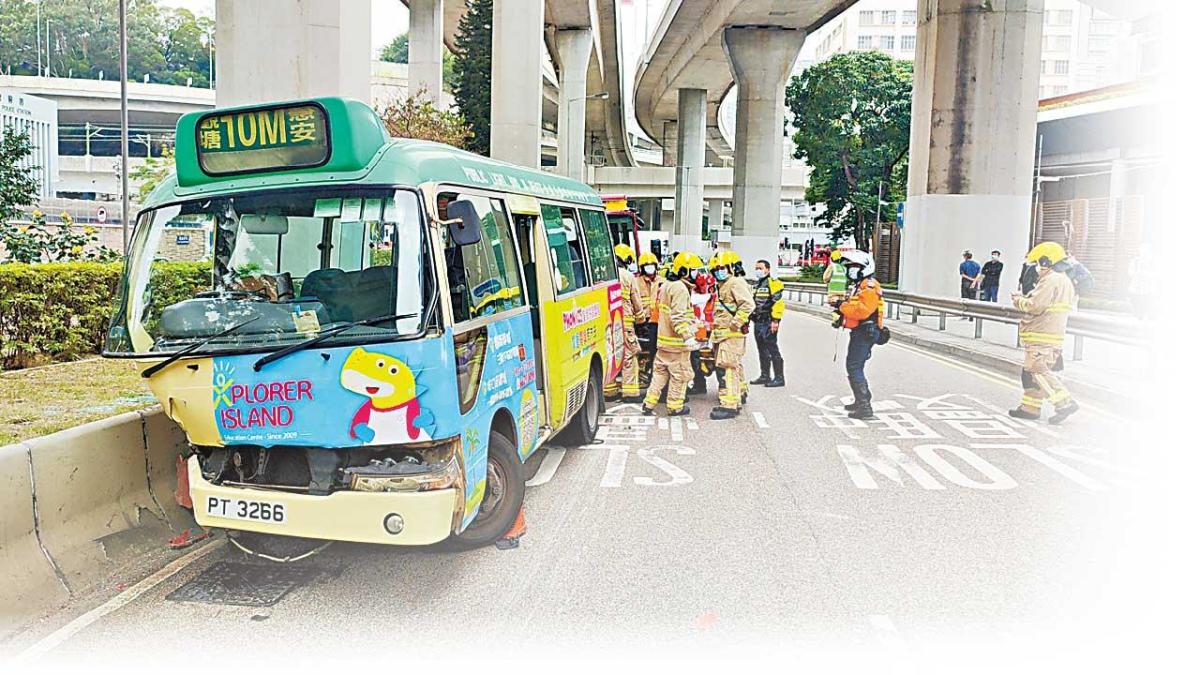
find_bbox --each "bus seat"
[348,266,397,320]
[300,268,354,323]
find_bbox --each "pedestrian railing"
[781,282,1147,361]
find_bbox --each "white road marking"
[600,447,629,488]
[633,446,694,486]
[869,614,907,651]
[15,537,224,662]
[752,412,769,429]
[525,446,566,487]
[685,418,699,431]
[670,416,683,442]
[658,418,668,430]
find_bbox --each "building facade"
[0,89,59,200]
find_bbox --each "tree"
[379,33,409,63]
[130,145,175,200]
[450,0,493,156]
[786,51,912,251]
[0,127,41,231]
[377,89,472,149]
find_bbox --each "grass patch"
[0,358,156,445]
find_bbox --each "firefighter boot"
[709,407,739,420]
[1048,401,1080,425]
[847,382,875,419]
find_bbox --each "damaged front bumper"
[188,456,461,545]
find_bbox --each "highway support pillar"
[409,0,444,107]
[215,0,371,107]
[491,0,545,167]
[901,0,1044,297]
[554,28,593,182]
[723,27,806,269]
[675,88,707,255]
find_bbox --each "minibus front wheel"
[449,431,525,548]
[560,367,602,446]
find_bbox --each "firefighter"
[1009,242,1080,424]
[749,258,786,387]
[605,243,646,403]
[723,250,750,403]
[642,251,702,416]
[824,249,848,305]
[833,250,884,420]
[709,251,755,419]
[633,251,664,385]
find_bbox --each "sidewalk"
[785,299,1141,409]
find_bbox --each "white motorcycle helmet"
[841,250,875,281]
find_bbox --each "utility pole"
[119,0,131,248]
[36,1,42,76]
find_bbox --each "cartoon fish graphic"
[340,347,433,444]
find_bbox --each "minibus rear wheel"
[448,431,525,549]
[560,368,602,446]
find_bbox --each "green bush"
[0,260,211,368]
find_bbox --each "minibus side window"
[580,208,617,283]
[441,192,525,323]
[540,204,589,295]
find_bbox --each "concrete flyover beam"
[215,0,372,106]
[633,0,854,165]
[490,0,546,167]
[724,26,806,269]
[901,0,1044,297]
[590,165,808,201]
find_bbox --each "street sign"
[96,206,107,224]
[176,234,191,245]
[896,201,905,229]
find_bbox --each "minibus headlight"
[347,456,460,493]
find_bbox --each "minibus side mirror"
[446,199,482,246]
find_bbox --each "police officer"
[709,252,755,419]
[633,251,663,385]
[833,250,884,420]
[606,244,646,403]
[749,259,786,387]
[1009,242,1080,424]
[642,252,702,416]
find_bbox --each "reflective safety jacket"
[824,262,848,294]
[656,279,698,352]
[752,276,785,322]
[713,276,754,343]
[633,274,663,323]
[1014,270,1074,347]
[839,278,884,329]
[618,268,646,327]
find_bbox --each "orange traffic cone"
[495,506,527,550]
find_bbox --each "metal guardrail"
[782,282,1146,361]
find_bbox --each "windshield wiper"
[252,312,419,372]
[142,316,261,378]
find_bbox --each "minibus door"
[508,196,552,430]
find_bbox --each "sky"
[160,0,409,58]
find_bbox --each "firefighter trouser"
[642,349,693,413]
[605,323,642,398]
[1019,344,1072,413]
[714,338,746,409]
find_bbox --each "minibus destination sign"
[195,103,330,175]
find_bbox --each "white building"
[0,89,59,199]
[798,0,1138,98]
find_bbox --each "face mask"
[753,269,765,280]
[714,269,729,282]
[627,263,638,273]
[991,255,999,261]
[642,265,656,276]
[847,266,862,282]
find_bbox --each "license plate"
[203,496,287,524]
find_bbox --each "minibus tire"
[559,369,602,446]
[447,431,525,549]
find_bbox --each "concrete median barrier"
[0,409,195,639]
[0,443,69,640]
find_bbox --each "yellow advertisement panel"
[540,283,621,429]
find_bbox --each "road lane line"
[658,418,668,430]
[15,537,225,662]
[600,447,629,488]
[525,446,566,487]
[752,412,769,429]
